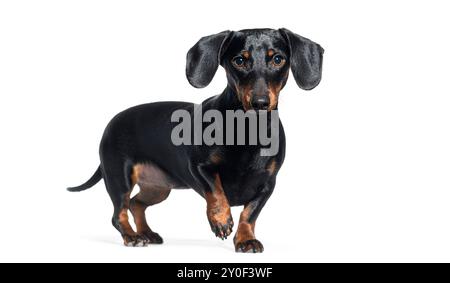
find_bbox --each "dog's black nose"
[251,96,270,110]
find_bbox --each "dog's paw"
[139,231,163,244]
[122,234,148,247]
[209,215,234,240]
[235,239,264,253]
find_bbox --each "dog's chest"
[219,151,274,206]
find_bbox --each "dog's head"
[186,28,324,111]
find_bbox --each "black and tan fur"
[68,28,324,252]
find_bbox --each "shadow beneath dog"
[164,238,233,251]
[85,235,234,251]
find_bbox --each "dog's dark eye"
[272,55,284,66]
[233,56,245,67]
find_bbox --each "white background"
[1,0,449,263]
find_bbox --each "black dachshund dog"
[68,28,323,252]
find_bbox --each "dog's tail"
[67,166,102,192]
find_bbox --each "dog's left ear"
[186,31,233,88]
[279,28,324,90]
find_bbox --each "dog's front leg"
[195,164,233,240]
[205,173,233,239]
[234,179,275,253]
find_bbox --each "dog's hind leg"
[129,186,171,244]
[103,161,147,247]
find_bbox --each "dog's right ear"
[279,28,324,91]
[186,31,233,88]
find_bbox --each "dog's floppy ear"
[279,28,324,90]
[186,31,233,88]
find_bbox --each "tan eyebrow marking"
[242,50,250,59]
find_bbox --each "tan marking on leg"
[118,208,136,236]
[235,222,255,244]
[267,159,277,175]
[118,192,136,236]
[205,174,232,237]
[129,187,169,244]
[130,200,150,234]
[234,205,256,243]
